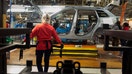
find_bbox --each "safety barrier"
[0,28,110,74]
[104,30,132,74]
[0,28,31,74]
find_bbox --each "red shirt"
[30,23,62,50]
[123,26,129,31]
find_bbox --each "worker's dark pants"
[36,50,51,72]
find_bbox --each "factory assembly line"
[0,0,130,74]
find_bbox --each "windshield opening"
[51,9,75,35]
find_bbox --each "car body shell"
[50,6,117,42]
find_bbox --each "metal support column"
[122,49,132,74]
[0,0,4,27]
[0,52,7,74]
[0,2,6,72]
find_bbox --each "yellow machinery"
[52,44,98,57]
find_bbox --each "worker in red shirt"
[122,22,130,30]
[121,22,130,46]
[30,13,63,72]
[119,22,130,57]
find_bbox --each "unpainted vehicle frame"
[50,5,117,43]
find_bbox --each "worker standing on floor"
[30,13,63,72]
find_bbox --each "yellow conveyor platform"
[52,44,98,57]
